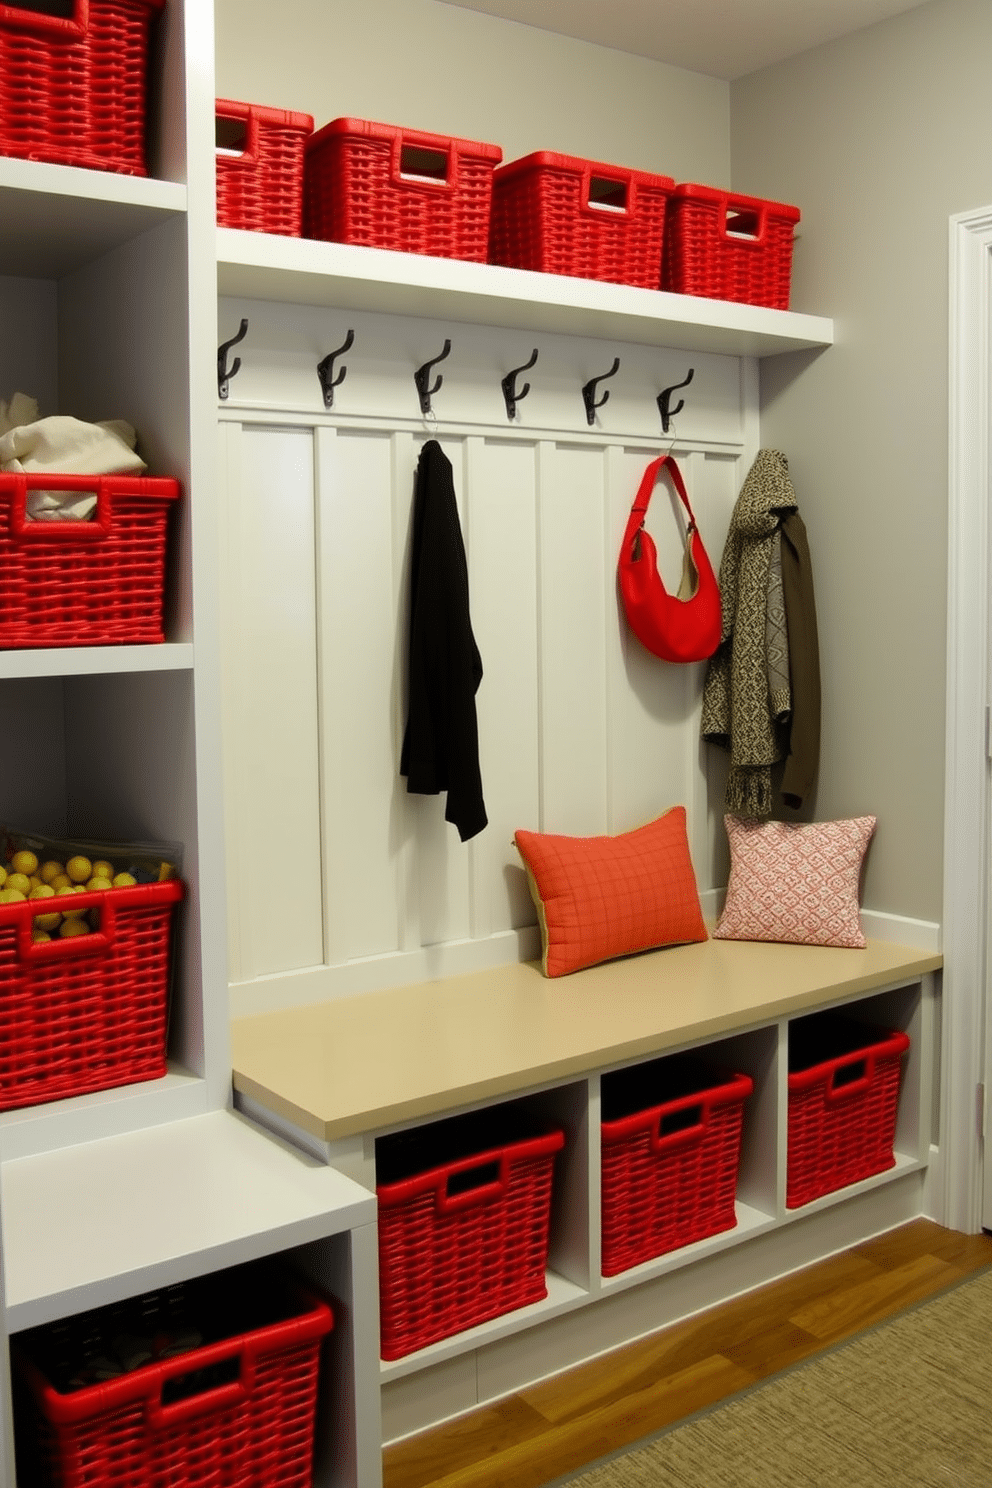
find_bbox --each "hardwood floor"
[382,1220,992,1488]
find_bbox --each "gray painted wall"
[732,0,992,922]
[214,0,730,188]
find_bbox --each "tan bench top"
[230,937,941,1144]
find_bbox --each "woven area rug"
[565,1268,992,1488]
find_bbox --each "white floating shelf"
[0,643,194,681]
[1,1109,376,1332]
[0,158,187,278]
[217,230,834,359]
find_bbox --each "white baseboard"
[922,1144,944,1222]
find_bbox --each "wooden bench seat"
[231,936,941,1146]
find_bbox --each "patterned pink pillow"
[714,815,876,948]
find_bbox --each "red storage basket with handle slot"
[601,1054,753,1276]
[488,151,674,288]
[0,0,165,175]
[0,473,179,648]
[215,98,314,236]
[376,1111,564,1359]
[12,1265,333,1488]
[303,116,502,261]
[787,1011,910,1208]
[0,878,182,1110]
[662,183,801,309]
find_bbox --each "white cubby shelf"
[0,158,187,279]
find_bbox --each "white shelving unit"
[0,7,382,1486]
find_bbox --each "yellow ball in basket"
[66,856,92,884]
[0,866,7,889]
[91,860,115,881]
[6,873,30,896]
[85,877,113,893]
[30,885,61,932]
[32,930,51,944]
[54,885,86,918]
[113,872,137,888]
[59,918,90,938]
[11,850,38,877]
[0,888,25,903]
[39,860,63,884]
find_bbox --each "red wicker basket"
[0,0,165,176]
[0,473,179,648]
[488,151,674,289]
[12,1265,332,1488]
[787,1011,909,1208]
[0,878,182,1111]
[303,117,502,261]
[216,98,314,236]
[663,184,801,309]
[601,1054,753,1276]
[376,1111,564,1359]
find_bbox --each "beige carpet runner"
[568,1266,992,1488]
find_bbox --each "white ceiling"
[437,0,932,80]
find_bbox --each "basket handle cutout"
[146,1336,255,1429]
[826,1055,873,1102]
[8,475,114,540]
[216,115,249,155]
[650,1101,706,1153]
[724,206,765,242]
[399,143,450,183]
[0,0,85,38]
[587,175,628,214]
[437,1154,508,1213]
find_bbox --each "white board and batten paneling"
[218,296,757,1017]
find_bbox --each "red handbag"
[618,454,721,664]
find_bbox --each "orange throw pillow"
[514,807,708,978]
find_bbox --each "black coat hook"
[501,348,539,422]
[657,367,695,433]
[317,329,355,409]
[581,357,620,426]
[218,318,248,400]
[414,339,452,418]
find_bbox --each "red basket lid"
[494,150,674,192]
[216,98,314,133]
[305,116,502,163]
[670,182,801,222]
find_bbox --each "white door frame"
[943,204,992,1232]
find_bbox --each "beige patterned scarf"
[701,450,798,817]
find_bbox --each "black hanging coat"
[400,440,488,842]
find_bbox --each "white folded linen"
[0,397,146,519]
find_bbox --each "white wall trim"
[229,926,543,1018]
[942,204,992,1232]
[859,911,941,954]
[700,890,940,955]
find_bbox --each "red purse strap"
[627,454,698,537]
